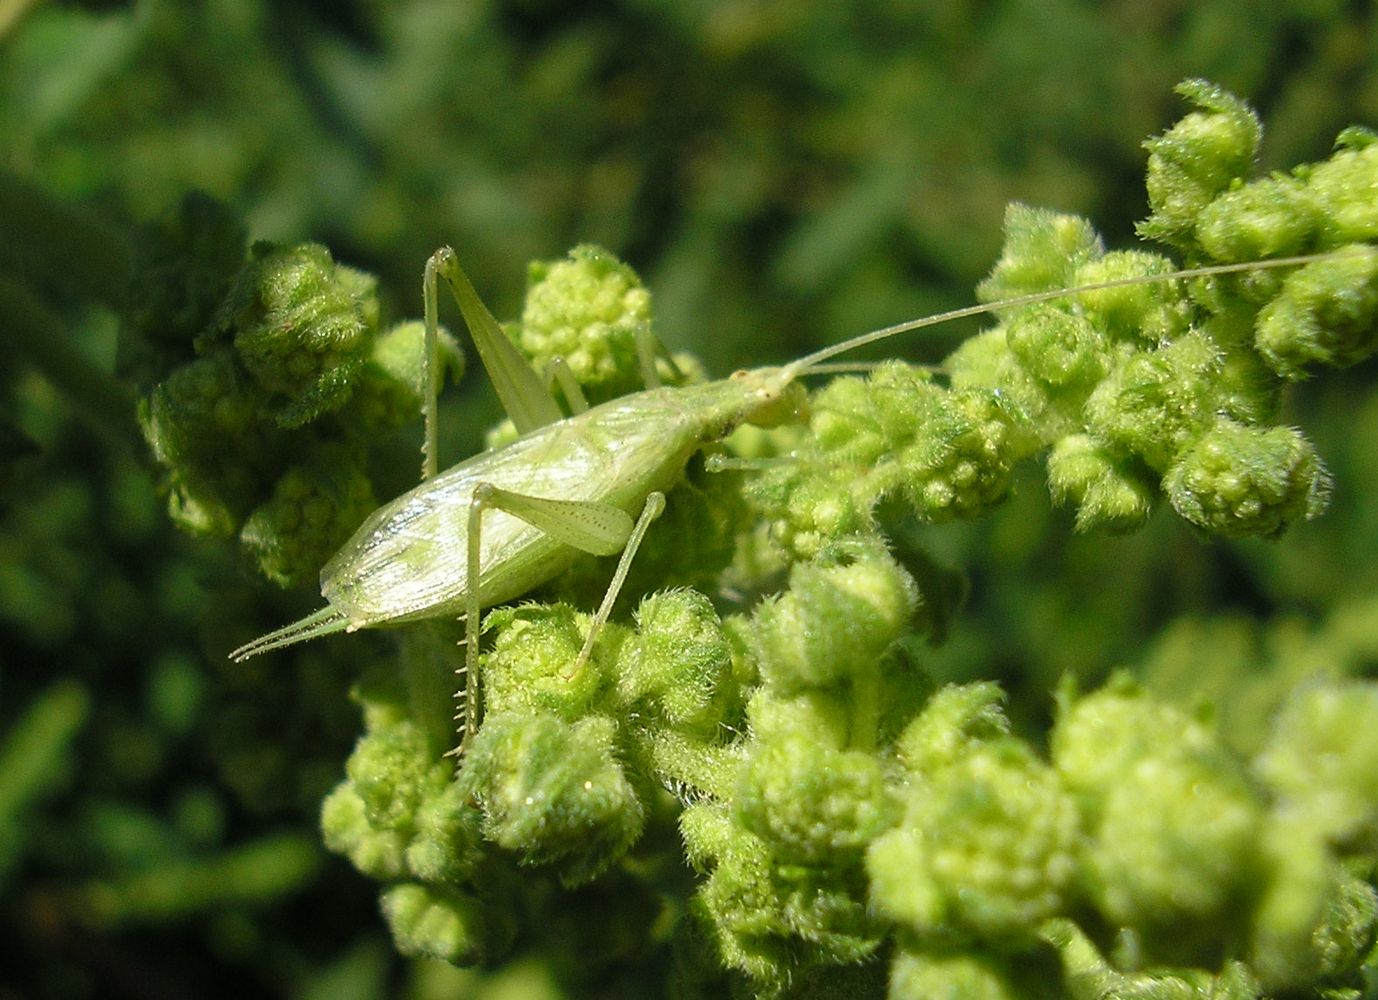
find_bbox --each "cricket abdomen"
[318,383,744,628]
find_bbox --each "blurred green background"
[1,0,1375,996]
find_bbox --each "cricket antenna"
[783,250,1354,379]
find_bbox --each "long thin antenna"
[785,250,1361,377]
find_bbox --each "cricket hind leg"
[422,248,565,481]
[453,483,663,758]
[567,490,666,678]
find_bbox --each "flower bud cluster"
[748,84,1372,547]
[131,198,461,584]
[517,244,700,404]
[752,363,1035,557]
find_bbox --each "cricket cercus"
[231,244,1348,754]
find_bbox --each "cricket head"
[730,365,811,429]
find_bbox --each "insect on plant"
[229,244,1354,756]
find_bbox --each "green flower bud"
[810,373,895,466]
[344,718,448,834]
[1045,434,1156,533]
[746,689,852,754]
[1196,175,1320,262]
[320,781,409,881]
[519,244,656,400]
[1212,343,1280,424]
[1045,918,1262,1000]
[976,204,1103,301]
[380,883,493,966]
[1303,866,1378,986]
[945,328,1050,430]
[751,538,917,695]
[481,604,613,720]
[810,362,1031,523]
[1254,246,1378,378]
[1050,676,1216,813]
[1246,816,1368,992]
[1004,305,1108,390]
[615,589,735,735]
[139,349,271,535]
[761,462,878,559]
[735,731,895,863]
[694,827,881,986]
[1163,419,1330,538]
[1084,332,1221,471]
[1085,741,1264,927]
[458,712,644,886]
[1307,128,1378,245]
[1255,680,1378,845]
[868,739,1079,941]
[1056,684,1264,932]
[680,801,735,872]
[1071,250,1187,344]
[217,242,377,428]
[404,780,484,886]
[349,320,464,429]
[239,446,377,586]
[896,386,1027,522]
[889,948,1024,1000]
[1140,80,1261,247]
[894,682,1010,776]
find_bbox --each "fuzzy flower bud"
[380,883,499,966]
[1254,245,1378,378]
[770,466,877,559]
[1140,79,1261,247]
[889,948,1024,1000]
[1164,419,1330,537]
[1307,127,1378,245]
[1051,677,1217,813]
[349,320,464,428]
[1084,331,1222,471]
[975,204,1103,301]
[139,349,271,534]
[1255,680,1378,846]
[518,244,656,399]
[1045,918,1261,1000]
[1086,741,1263,927]
[693,824,882,985]
[1247,816,1377,991]
[894,682,1010,776]
[869,738,1079,942]
[238,446,377,586]
[458,712,644,886]
[615,589,735,735]
[896,385,1026,521]
[319,782,409,881]
[734,730,895,863]
[1070,250,1187,344]
[1003,304,1108,391]
[1045,434,1156,532]
[216,242,378,427]
[480,605,611,720]
[321,713,482,886]
[1053,680,1265,930]
[1195,175,1319,262]
[751,538,917,695]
